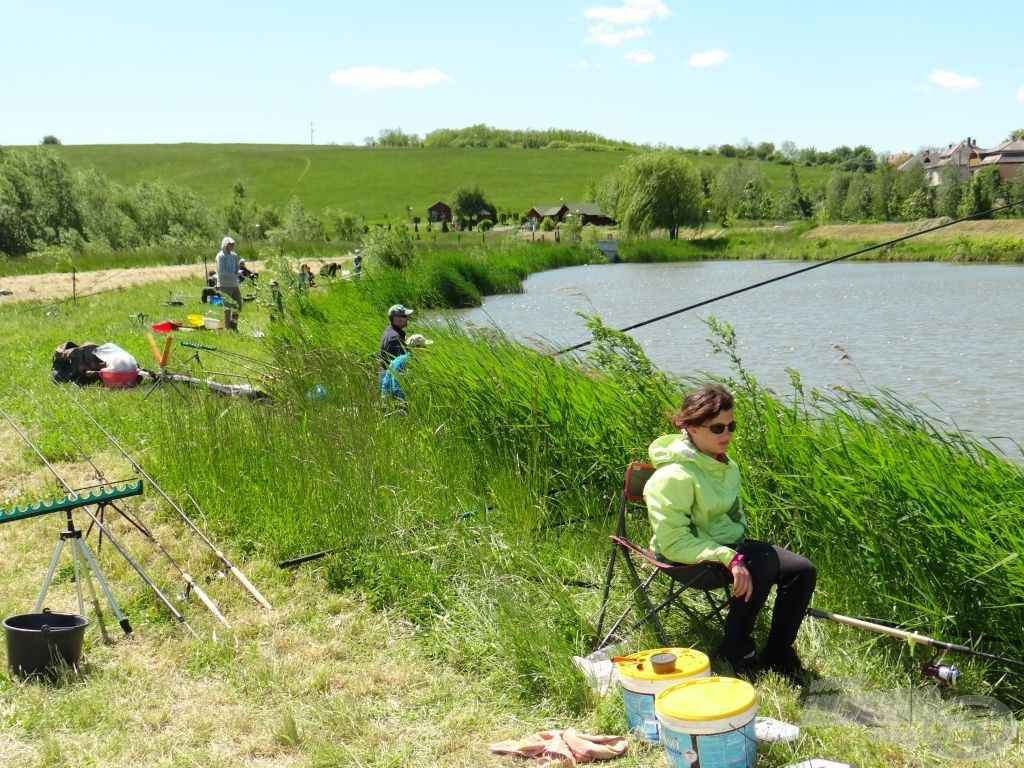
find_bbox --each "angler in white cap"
[215,236,243,330]
[380,332,434,401]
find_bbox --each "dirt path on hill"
[0,263,218,306]
[0,257,351,306]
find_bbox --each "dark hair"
[671,383,733,429]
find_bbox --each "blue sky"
[4,0,1023,154]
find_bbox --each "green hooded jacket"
[644,434,746,566]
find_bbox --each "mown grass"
[620,225,1024,263]
[0,245,1021,766]
[48,144,835,221]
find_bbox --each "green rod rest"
[0,479,143,524]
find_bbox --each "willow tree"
[607,152,704,239]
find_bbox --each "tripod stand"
[143,331,189,400]
[36,510,132,636]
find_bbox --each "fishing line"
[555,200,1024,355]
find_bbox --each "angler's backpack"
[51,341,104,384]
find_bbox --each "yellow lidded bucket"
[186,314,205,328]
[655,676,758,768]
[614,648,710,741]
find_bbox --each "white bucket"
[614,648,710,741]
[203,316,222,330]
[655,676,758,768]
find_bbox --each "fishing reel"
[921,655,960,685]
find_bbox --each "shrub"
[363,219,415,270]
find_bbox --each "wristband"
[727,553,745,571]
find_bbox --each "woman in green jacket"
[644,383,816,683]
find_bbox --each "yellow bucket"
[614,648,710,741]
[186,314,204,328]
[655,676,758,768]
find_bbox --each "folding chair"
[594,461,731,650]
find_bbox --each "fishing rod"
[21,393,226,629]
[182,491,273,610]
[0,402,193,632]
[278,545,341,569]
[66,391,273,612]
[556,200,1024,355]
[807,607,1024,673]
[179,339,284,374]
[278,503,498,568]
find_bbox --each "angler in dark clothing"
[379,303,414,377]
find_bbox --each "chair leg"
[597,569,655,649]
[621,556,671,646]
[593,543,620,647]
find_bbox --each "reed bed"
[136,257,1024,715]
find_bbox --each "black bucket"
[3,608,89,677]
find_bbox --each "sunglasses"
[701,421,737,435]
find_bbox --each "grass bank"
[0,244,1021,766]
[48,144,835,220]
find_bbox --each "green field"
[51,144,834,221]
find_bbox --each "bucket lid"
[614,647,709,681]
[655,676,758,721]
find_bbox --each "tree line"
[596,152,1024,239]
[0,147,353,258]
[368,124,880,169]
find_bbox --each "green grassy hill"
[53,144,833,221]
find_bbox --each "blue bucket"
[614,648,710,741]
[655,676,758,768]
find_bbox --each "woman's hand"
[729,562,752,602]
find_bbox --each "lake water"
[453,260,1024,454]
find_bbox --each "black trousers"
[721,540,816,657]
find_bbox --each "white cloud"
[584,0,670,24]
[688,48,728,68]
[625,50,656,65]
[1017,86,1024,102]
[928,69,980,92]
[328,66,453,90]
[585,23,648,46]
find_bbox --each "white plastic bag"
[92,343,139,372]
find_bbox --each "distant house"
[897,136,1024,185]
[901,138,978,186]
[478,209,494,222]
[427,201,452,223]
[525,201,615,226]
[526,204,568,223]
[977,138,1024,181]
